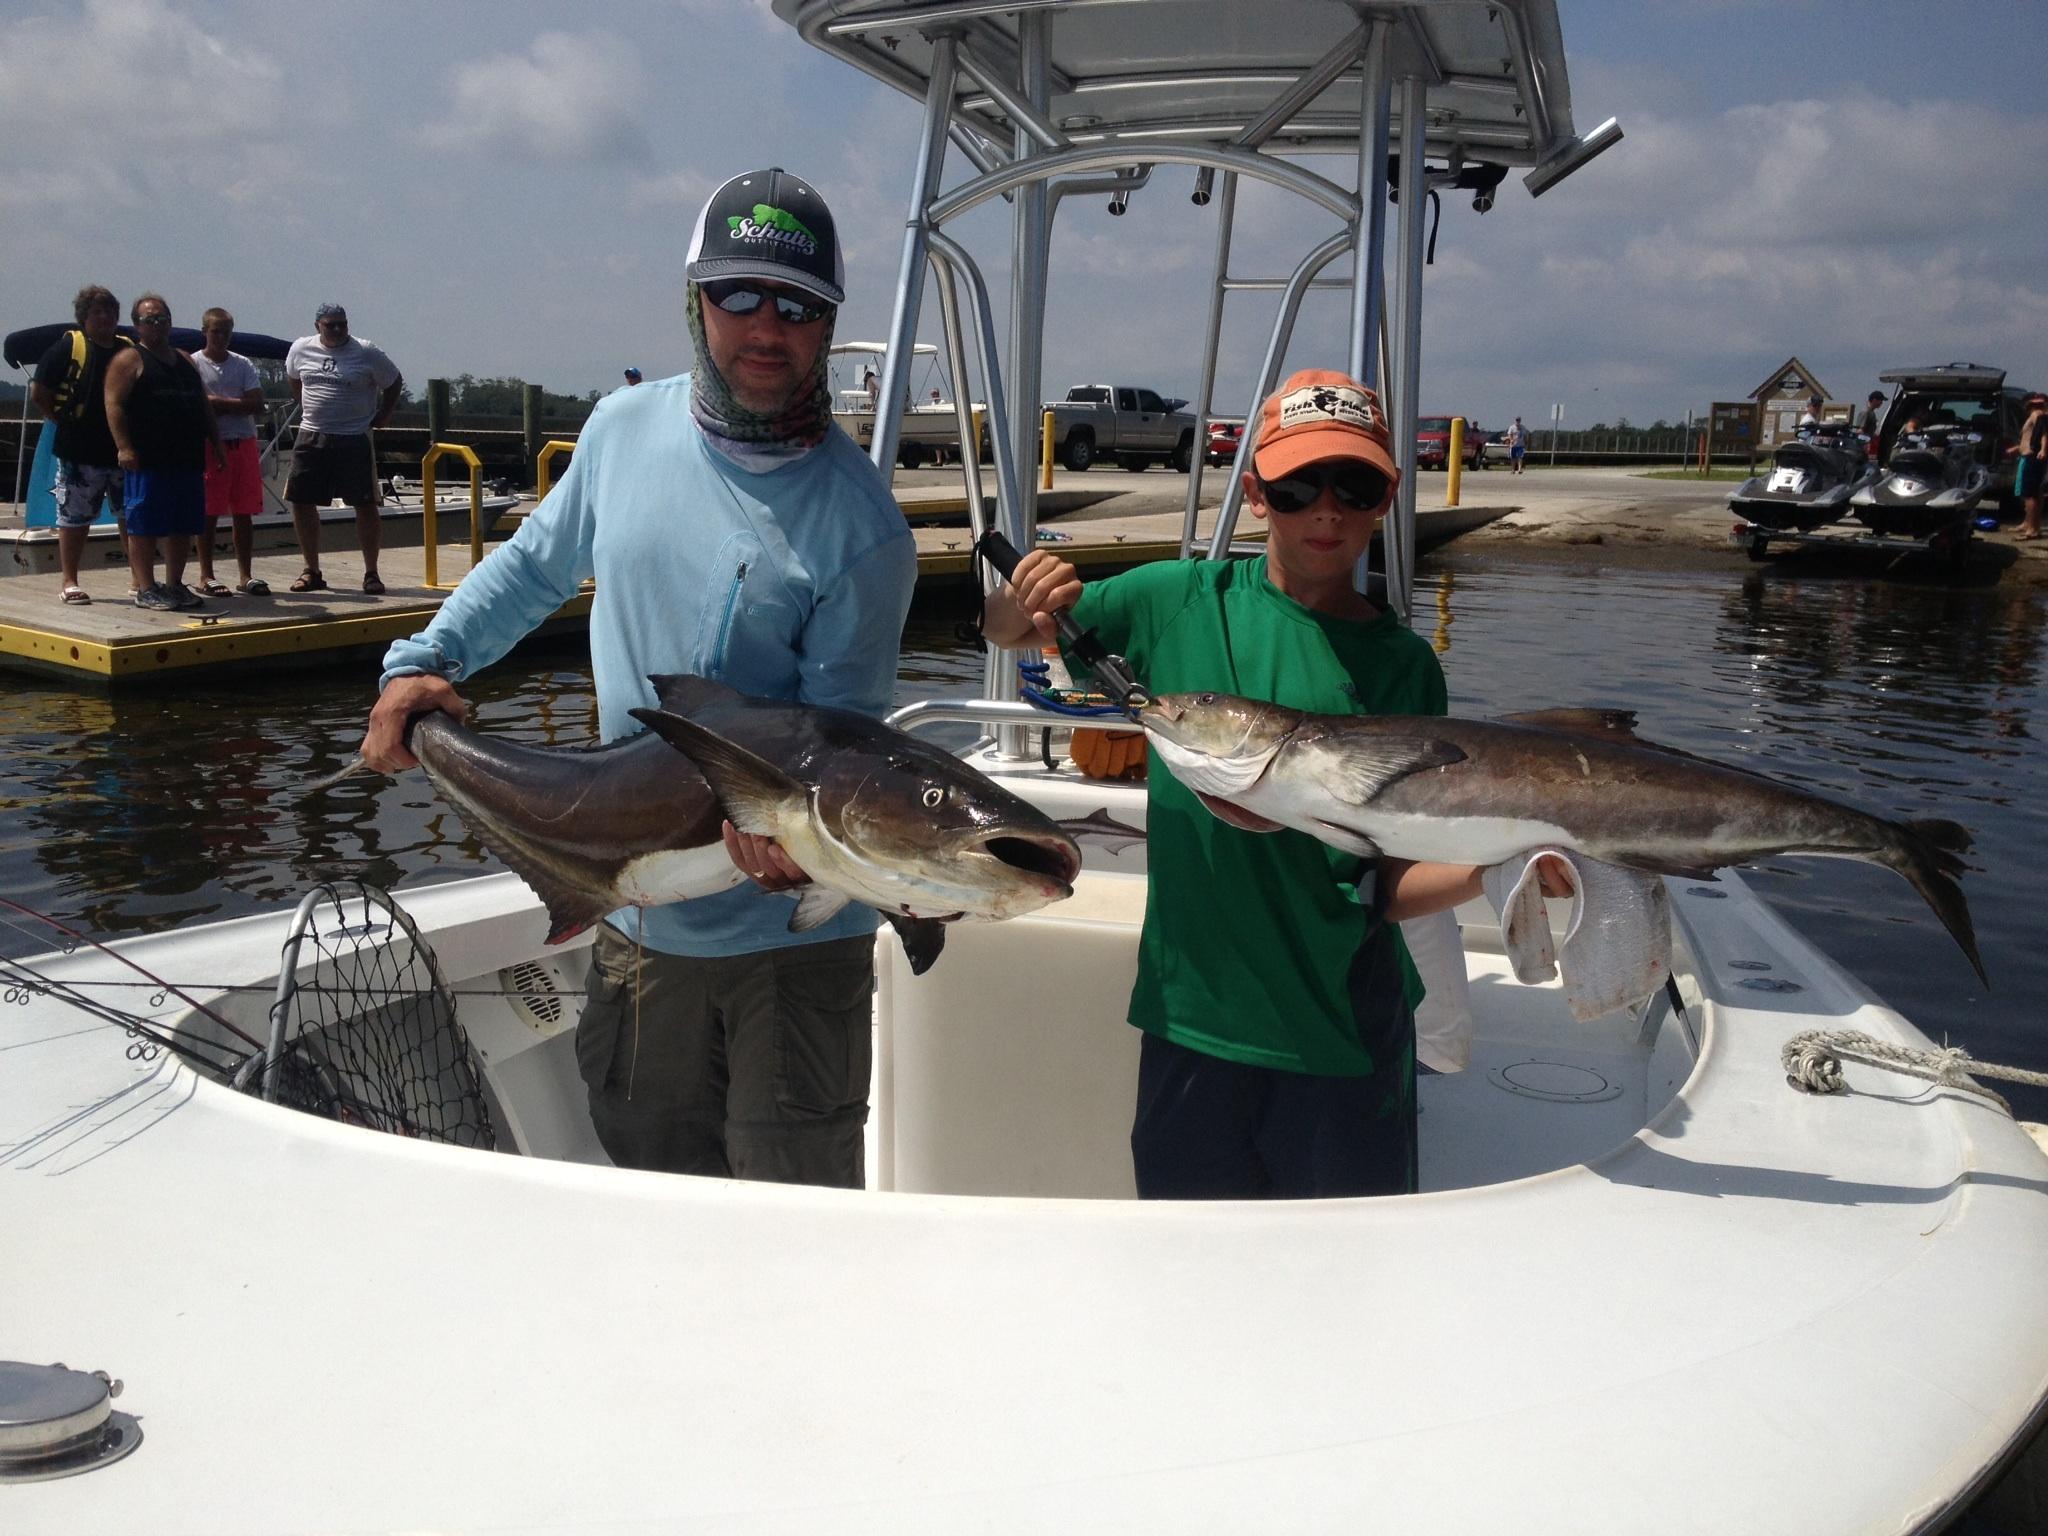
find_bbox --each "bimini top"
[4,322,295,368]
[775,0,1581,169]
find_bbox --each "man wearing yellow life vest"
[28,285,129,605]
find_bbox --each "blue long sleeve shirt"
[381,375,917,956]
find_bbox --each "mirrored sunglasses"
[1257,461,1388,514]
[701,279,832,326]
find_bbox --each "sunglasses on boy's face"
[701,279,833,326]
[1256,461,1389,514]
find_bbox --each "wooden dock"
[0,488,1505,685]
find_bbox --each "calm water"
[2,556,2043,1119]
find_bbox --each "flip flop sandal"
[60,585,91,605]
[290,569,328,593]
[236,578,271,596]
[197,579,232,597]
[362,574,386,596]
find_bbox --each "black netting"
[253,882,496,1150]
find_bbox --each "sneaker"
[167,582,206,611]
[133,584,177,611]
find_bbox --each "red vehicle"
[1413,414,1486,471]
[1205,419,1243,467]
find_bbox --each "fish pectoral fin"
[648,674,745,717]
[788,885,853,933]
[629,706,799,837]
[1197,792,1285,833]
[1320,737,1467,806]
[885,913,948,975]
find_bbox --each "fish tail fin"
[628,707,799,837]
[305,754,373,793]
[1885,821,1987,987]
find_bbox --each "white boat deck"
[7,856,2047,1533]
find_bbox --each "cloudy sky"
[6,0,2044,432]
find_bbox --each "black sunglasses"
[701,279,832,326]
[317,317,348,329]
[136,313,172,325]
[1256,461,1389,514]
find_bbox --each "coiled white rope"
[1782,1029,2048,1117]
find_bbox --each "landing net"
[245,881,496,1150]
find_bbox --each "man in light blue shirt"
[361,168,915,1187]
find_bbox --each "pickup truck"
[1414,414,1488,471]
[1045,385,1198,472]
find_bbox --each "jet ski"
[1850,425,1993,539]
[1726,423,1879,531]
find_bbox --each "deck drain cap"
[1488,1059,1622,1104]
[0,1362,142,1483]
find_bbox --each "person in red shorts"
[192,307,270,595]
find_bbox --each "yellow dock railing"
[535,439,577,500]
[419,442,483,591]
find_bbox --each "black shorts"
[285,430,378,507]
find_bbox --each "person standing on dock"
[2015,393,2047,542]
[283,304,403,596]
[104,294,224,611]
[29,285,129,605]
[360,167,915,1190]
[191,307,269,596]
[983,370,1571,1201]
[1506,414,1526,474]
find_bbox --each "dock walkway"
[0,471,1507,684]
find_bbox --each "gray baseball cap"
[685,167,844,306]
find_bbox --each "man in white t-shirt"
[191,307,268,595]
[283,303,402,594]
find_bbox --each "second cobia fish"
[1138,691,1985,984]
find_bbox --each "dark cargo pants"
[574,923,875,1188]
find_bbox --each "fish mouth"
[980,831,1082,894]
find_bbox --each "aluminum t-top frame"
[778,0,1615,742]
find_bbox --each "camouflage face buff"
[685,280,836,459]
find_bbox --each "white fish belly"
[1249,777,1575,865]
[616,844,744,906]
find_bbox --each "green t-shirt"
[1067,556,1448,1077]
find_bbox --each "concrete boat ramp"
[0,470,1509,685]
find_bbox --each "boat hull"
[1,496,523,578]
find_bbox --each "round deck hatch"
[0,1362,141,1483]
[1488,1059,1622,1104]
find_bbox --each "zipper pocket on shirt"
[712,561,748,670]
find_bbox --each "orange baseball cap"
[1252,369,1402,488]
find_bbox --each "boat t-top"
[7,4,2045,1531]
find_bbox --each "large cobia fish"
[629,677,1081,969]
[1138,691,1986,984]
[315,677,1083,974]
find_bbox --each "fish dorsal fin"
[649,674,745,717]
[1498,707,1642,740]
[1320,735,1466,806]
[789,886,853,933]
[628,706,802,837]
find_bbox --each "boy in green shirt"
[985,369,1563,1200]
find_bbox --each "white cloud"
[0,0,288,214]
[423,32,651,165]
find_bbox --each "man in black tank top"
[105,293,224,611]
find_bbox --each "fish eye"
[921,786,944,809]
[1198,692,1219,705]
